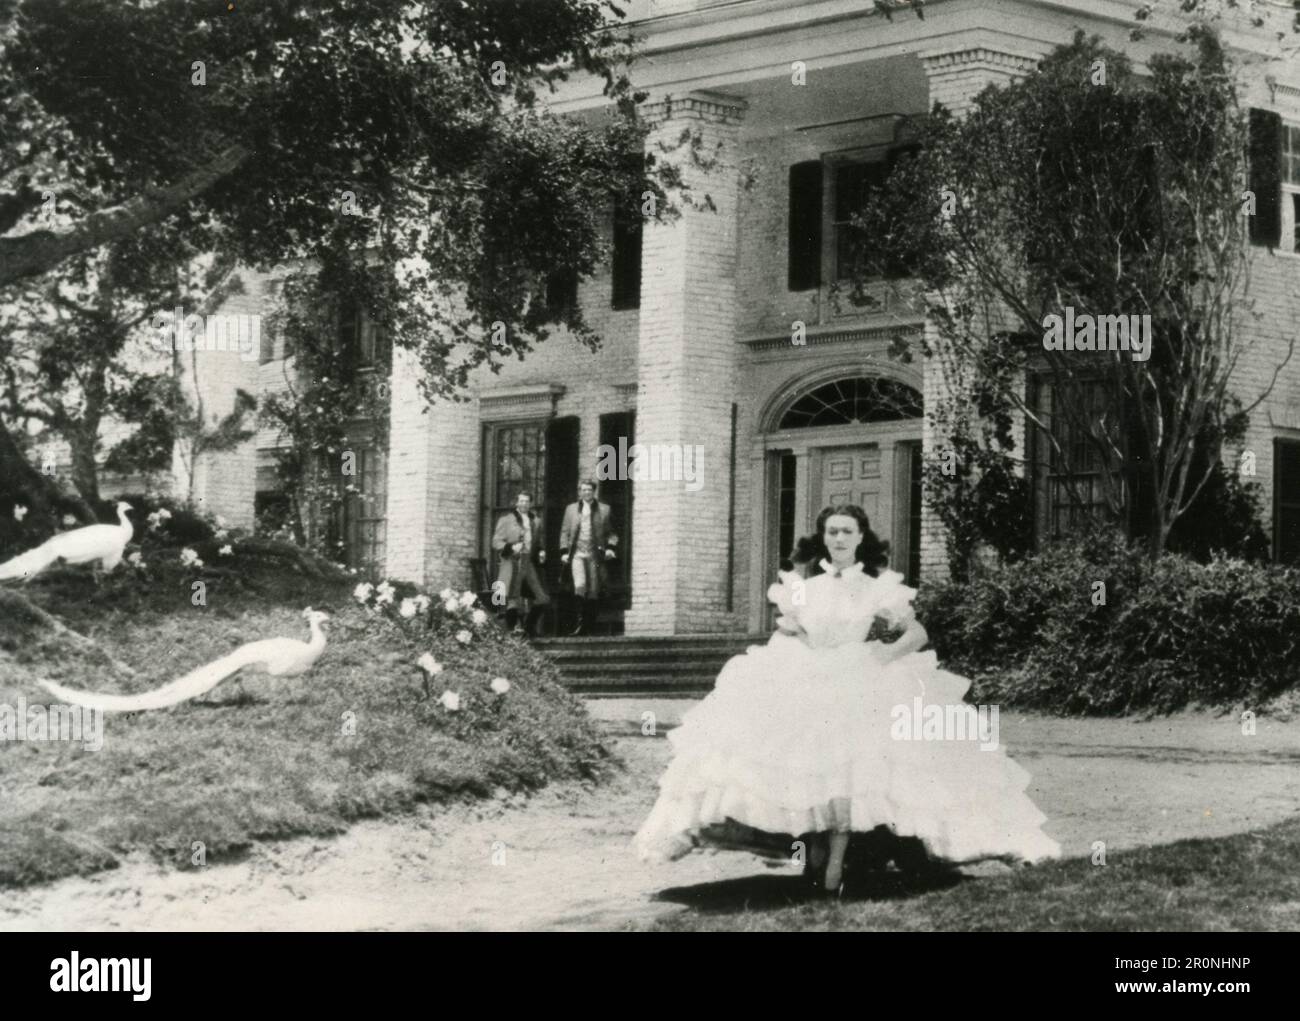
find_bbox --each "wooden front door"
[817,444,882,521]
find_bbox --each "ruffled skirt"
[634,633,1060,865]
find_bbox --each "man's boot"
[568,595,585,637]
[504,607,519,632]
[524,604,543,637]
[581,598,598,637]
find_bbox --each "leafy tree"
[856,29,1297,560]
[0,0,708,532]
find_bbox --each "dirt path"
[3,701,1299,931]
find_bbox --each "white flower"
[179,547,201,567]
[215,515,227,528]
[490,677,511,695]
[439,690,461,711]
[12,505,27,522]
[215,528,229,541]
[471,608,488,626]
[455,629,472,645]
[218,544,233,556]
[439,587,455,601]
[399,598,418,618]
[459,591,476,608]
[375,581,396,606]
[62,514,76,527]
[418,653,443,675]
[353,582,374,602]
[443,597,459,614]
[127,551,146,569]
[413,594,430,613]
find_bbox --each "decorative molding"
[919,47,1041,78]
[643,92,747,126]
[614,381,640,406]
[478,383,566,420]
[740,318,924,353]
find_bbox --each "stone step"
[533,633,766,694]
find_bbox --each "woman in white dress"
[634,504,1060,892]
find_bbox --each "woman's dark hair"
[782,504,889,577]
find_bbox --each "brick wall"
[180,267,274,528]
[624,95,747,635]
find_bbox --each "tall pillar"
[625,93,746,635]
[917,44,1041,583]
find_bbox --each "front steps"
[533,633,765,696]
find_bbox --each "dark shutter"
[788,160,823,291]
[1249,108,1283,248]
[544,416,580,581]
[598,411,634,607]
[1275,439,1300,564]
[611,199,642,310]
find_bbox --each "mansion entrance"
[758,375,923,629]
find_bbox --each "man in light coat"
[559,480,617,636]
[492,491,550,635]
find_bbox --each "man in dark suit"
[559,480,617,636]
[492,491,549,635]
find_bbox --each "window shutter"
[543,415,581,581]
[1248,108,1283,248]
[611,200,642,310]
[787,160,823,291]
[598,410,634,605]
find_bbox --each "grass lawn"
[646,816,1300,931]
[0,536,608,889]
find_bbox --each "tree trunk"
[67,428,101,505]
[0,417,61,521]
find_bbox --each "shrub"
[916,528,1300,714]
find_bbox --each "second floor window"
[611,198,642,310]
[833,159,890,283]
[336,302,391,372]
[1283,122,1300,254]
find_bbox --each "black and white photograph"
[0,0,1299,962]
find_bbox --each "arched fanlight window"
[778,377,922,429]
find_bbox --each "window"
[779,377,922,429]
[335,302,391,371]
[611,199,642,310]
[308,443,388,577]
[1031,379,1121,539]
[1283,123,1300,254]
[833,160,889,282]
[1275,439,1300,564]
[776,451,797,562]
[545,267,579,317]
[486,420,548,532]
[340,446,387,577]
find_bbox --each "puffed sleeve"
[767,569,807,629]
[872,569,917,628]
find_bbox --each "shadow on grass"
[655,864,966,914]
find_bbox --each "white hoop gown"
[634,562,1060,865]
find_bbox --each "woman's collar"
[819,559,864,577]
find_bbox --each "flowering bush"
[351,577,524,733]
